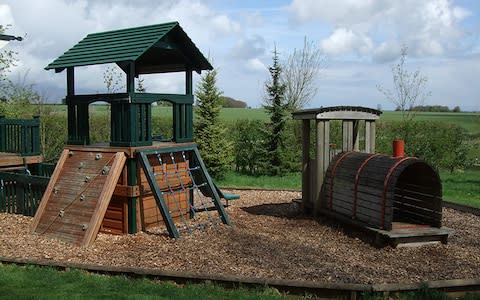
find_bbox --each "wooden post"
[365,121,371,153]
[353,120,360,151]
[127,157,137,233]
[125,62,138,233]
[342,121,354,151]
[322,121,330,173]
[315,120,327,216]
[185,69,194,213]
[301,119,310,210]
[365,120,376,153]
[370,121,376,153]
[66,67,77,145]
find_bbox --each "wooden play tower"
[31,22,231,246]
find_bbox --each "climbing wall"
[31,148,126,247]
[138,145,231,238]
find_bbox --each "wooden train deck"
[369,222,453,247]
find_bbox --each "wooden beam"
[365,121,372,153]
[301,120,310,209]
[126,62,135,94]
[353,120,360,151]
[186,69,193,95]
[315,120,326,216]
[370,121,376,153]
[67,67,74,96]
[342,121,354,152]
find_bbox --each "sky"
[1,0,479,111]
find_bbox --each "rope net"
[145,150,222,235]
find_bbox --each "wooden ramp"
[31,149,126,247]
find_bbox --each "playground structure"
[0,116,42,170]
[29,22,234,246]
[292,106,451,246]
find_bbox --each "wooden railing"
[0,172,49,216]
[0,116,41,156]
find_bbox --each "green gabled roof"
[45,22,212,74]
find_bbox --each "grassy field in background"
[154,107,480,134]
[44,105,479,134]
[0,264,282,300]
[380,111,480,134]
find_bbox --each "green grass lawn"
[440,169,480,207]
[1,264,478,300]
[216,171,301,190]
[0,264,282,300]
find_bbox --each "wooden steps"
[31,149,126,247]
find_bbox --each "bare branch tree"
[103,65,125,93]
[282,37,324,111]
[377,46,431,139]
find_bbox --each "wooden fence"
[0,172,50,216]
[0,115,41,156]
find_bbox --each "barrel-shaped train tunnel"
[322,151,442,231]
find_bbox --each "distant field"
[381,111,480,135]
[42,105,480,134]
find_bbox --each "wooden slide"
[31,148,126,247]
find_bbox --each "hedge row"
[39,114,474,175]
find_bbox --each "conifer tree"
[195,69,233,179]
[263,46,288,176]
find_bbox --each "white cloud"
[372,42,402,63]
[289,0,385,25]
[246,58,267,72]
[0,4,14,25]
[320,28,373,56]
[2,0,242,102]
[230,35,266,60]
[290,0,472,61]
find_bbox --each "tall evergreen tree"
[195,69,233,179]
[263,46,288,176]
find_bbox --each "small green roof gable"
[45,22,212,74]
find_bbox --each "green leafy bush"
[376,120,472,171]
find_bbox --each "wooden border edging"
[443,200,480,216]
[0,256,479,298]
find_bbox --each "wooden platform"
[0,152,43,171]
[67,142,195,158]
[369,222,453,248]
[31,149,126,247]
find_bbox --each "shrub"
[376,120,472,172]
[194,69,233,179]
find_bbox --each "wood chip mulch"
[0,190,479,284]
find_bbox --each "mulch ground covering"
[0,190,479,284]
